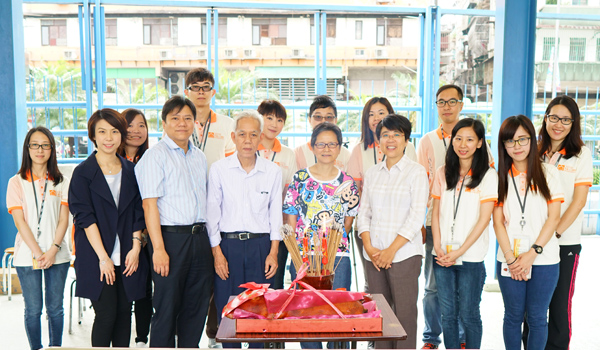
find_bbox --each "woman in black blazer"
[69,108,147,347]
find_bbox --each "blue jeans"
[16,262,70,350]
[433,261,486,349]
[497,262,559,350]
[290,256,351,349]
[423,227,465,345]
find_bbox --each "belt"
[221,232,268,240]
[161,223,206,234]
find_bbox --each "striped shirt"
[206,154,283,247]
[135,134,207,225]
[357,155,429,263]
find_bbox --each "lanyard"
[441,126,448,151]
[31,173,49,240]
[510,168,529,231]
[546,153,563,167]
[200,113,212,152]
[256,150,277,162]
[373,145,386,164]
[451,171,468,240]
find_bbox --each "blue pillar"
[491,0,537,142]
[0,0,27,252]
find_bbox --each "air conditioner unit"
[243,49,256,58]
[169,72,186,95]
[197,49,207,59]
[375,49,387,58]
[291,49,305,58]
[63,50,78,60]
[159,50,172,59]
[355,49,366,57]
[224,49,237,58]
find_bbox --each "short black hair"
[185,67,215,87]
[309,95,337,118]
[257,99,287,122]
[436,84,464,100]
[311,122,343,148]
[376,114,411,141]
[162,95,197,121]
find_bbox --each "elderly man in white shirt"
[357,114,429,350]
[207,110,282,349]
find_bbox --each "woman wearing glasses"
[494,115,563,350]
[6,127,70,350]
[283,122,359,349]
[532,96,592,349]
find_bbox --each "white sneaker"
[136,341,148,348]
[208,338,223,349]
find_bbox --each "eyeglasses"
[311,115,336,122]
[186,85,213,92]
[314,142,339,150]
[503,137,530,148]
[435,99,462,107]
[29,143,52,150]
[546,114,573,125]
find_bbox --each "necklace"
[99,159,120,174]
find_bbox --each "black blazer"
[69,152,147,302]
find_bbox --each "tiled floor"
[1,235,599,349]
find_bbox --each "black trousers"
[522,244,581,350]
[90,272,133,347]
[149,227,214,348]
[135,245,153,344]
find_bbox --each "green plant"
[594,168,600,185]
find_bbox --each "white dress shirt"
[206,154,283,247]
[357,155,429,263]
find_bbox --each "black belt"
[161,223,206,234]
[221,232,268,240]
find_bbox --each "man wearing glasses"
[294,95,351,171]
[184,68,236,170]
[184,68,235,348]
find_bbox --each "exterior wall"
[117,18,143,47]
[23,18,41,48]
[178,17,202,46]
[287,18,310,46]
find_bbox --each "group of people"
[6,66,590,350]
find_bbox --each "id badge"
[445,241,463,266]
[501,262,532,279]
[32,253,43,270]
[511,236,530,257]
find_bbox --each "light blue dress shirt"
[135,134,207,225]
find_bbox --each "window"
[91,19,117,46]
[569,37,586,62]
[542,37,559,61]
[441,32,449,51]
[143,18,178,46]
[41,19,67,46]
[387,18,402,38]
[572,0,588,5]
[596,38,600,61]
[252,18,287,46]
[310,18,336,44]
[376,25,385,46]
[355,20,363,40]
[201,18,227,45]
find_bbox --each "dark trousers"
[135,246,153,344]
[90,272,133,347]
[205,290,218,339]
[272,240,288,289]
[215,234,272,349]
[366,255,422,349]
[522,244,581,350]
[149,228,214,348]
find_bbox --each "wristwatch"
[532,244,543,254]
